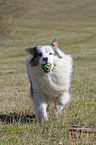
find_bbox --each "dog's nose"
[43,57,48,62]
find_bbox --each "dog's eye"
[38,53,42,57]
[49,53,54,55]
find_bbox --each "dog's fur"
[25,39,73,122]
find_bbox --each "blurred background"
[0,0,96,38]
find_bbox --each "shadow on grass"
[0,112,36,124]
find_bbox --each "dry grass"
[0,0,96,144]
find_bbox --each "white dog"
[25,39,73,122]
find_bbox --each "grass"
[0,0,96,144]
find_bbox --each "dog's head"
[25,39,62,74]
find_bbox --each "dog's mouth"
[41,63,52,73]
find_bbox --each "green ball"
[41,64,51,71]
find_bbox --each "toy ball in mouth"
[41,63,52,73]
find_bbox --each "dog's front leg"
[33,94,48,122]
[53,92,70,115]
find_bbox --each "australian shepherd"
[25,39,73,122]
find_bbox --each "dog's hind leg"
[30,80,34,99]
[26,57,34,99]
[53,92,70,115]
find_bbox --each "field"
[0,0,96,144]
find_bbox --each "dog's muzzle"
[41,63,52,73]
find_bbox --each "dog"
[25,39,73,122]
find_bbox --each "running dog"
[25,39,73,122]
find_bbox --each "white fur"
[25,45,73,122]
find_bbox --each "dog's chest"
[32,71,63,97]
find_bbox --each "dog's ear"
[25,46,37,56]
[25,46,40,66]
[50,39,58,51]
[50,39,62,58]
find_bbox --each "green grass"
[0,0,96,144]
